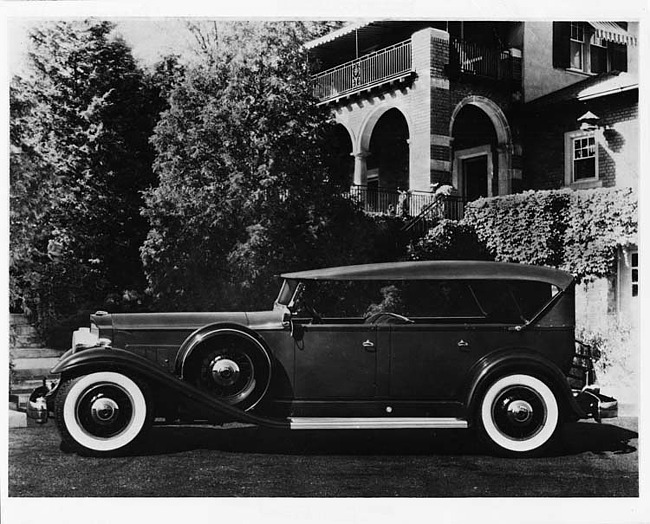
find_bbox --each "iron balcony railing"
[346,185,467,221]
[312,40,413,103]
[449,38,521,84]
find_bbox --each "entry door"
[293,324,377,399]
[463,155,489,201]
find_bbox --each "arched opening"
[326,124,354,187]
[367,108,410,192]
[451,104,498,200]
[450,96,514,199]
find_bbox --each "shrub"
[576,322,638,405]
[408,219,492,261]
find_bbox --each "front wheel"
[476,374,560,457]
[54,372,153,456]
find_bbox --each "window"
[570,23,584,70]
[631,251,638,297]
[564,130,600,187]
[573,135,596,180]
[553,22,629,74]
[590,34,608,74]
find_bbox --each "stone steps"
[9,314,64,408]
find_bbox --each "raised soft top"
[281,261,574,290]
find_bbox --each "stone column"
[352,150,369,186]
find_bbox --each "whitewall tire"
[55,372,153,456]
[478,374,560,457]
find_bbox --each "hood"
[92,310,284,332]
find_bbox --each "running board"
[288,417,468,430]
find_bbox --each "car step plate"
[288,417,468,430]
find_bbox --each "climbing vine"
[462,187,637,281]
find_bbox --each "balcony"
[311,37,522,103]
[312,39,414,104]
[449,38,521,85]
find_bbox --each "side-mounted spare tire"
[55,371,154,456]
[184,330,272,412]
[476,373,560,457]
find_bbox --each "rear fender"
[464,348,586,422]
[51,347,288,429]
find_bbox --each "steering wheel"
[364,312,414,324]
[304,303,322,324]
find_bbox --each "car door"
[293,322,378,399]
[388,280,525,400]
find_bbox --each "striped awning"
[304,21,374,50]
[588,22,637,46]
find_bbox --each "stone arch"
[353,105,412,188]
[450,96,515,196]
[358,104,412,155]
[329,123,355,186]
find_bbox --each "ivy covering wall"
[462,187,637,281]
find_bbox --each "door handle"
[457,339,470,350]
[362,339,375,352]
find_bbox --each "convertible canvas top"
[281,261,574,290]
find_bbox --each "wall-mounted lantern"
[577,111,601,131]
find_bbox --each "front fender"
[51,346,288,429]
[464,348,586,422]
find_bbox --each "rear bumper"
[574,388,618,421]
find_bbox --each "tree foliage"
[10,21,161,346]
[142,21,385,311]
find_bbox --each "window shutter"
[609,43,628,72]
[552,22,571,68]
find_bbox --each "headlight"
[72,327,98,350]
[71,327,111,350]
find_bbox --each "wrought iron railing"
[313,40,413,102]
[402,195,468,235]
[449,38,521,84]
[346,185,467,223]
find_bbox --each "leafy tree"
[10,21,161,346]
[142,21,384,311]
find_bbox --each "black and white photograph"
[2,0,647,522]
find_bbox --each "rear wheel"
[477,374,560,457]
[54,372,153,456]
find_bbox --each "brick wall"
[523,89,638,190]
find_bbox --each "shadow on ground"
[138,419,637,457]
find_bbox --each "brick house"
[306,20,639,335]
[523,71,639,337]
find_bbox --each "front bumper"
[574,387,618,421]
[26,380,59,424]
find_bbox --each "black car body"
[29,261,617,457]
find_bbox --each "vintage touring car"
[29,261,617,457]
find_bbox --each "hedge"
[462,187,637,281]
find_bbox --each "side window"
[468,281,522,323]
[508,281,553,321]
[400,281,483,318]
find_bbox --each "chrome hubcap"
[210,357,241,387]
[492,386,546,440]
[506,399,533,424]
[90,397,120,425]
